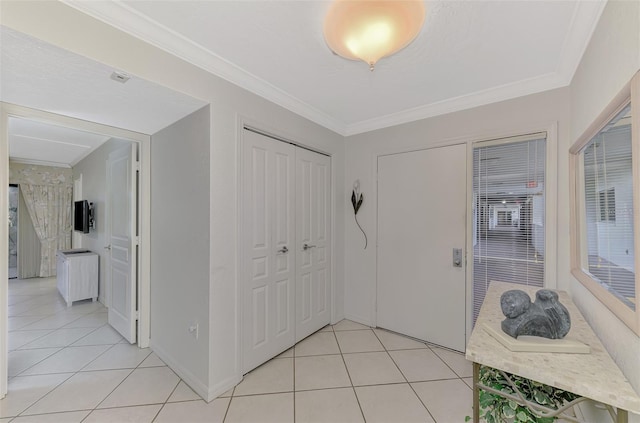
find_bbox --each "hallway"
[473,225,544,321]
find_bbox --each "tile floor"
[2,278,475,422]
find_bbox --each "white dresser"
[56,249,99,307]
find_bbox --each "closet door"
[295,148,332,342]
[242,130,296,373]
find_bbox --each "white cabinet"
[56,249,98,307]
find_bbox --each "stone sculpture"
[500,289,571,339]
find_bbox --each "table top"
[466,281,640,414]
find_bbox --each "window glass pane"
[581,104,635,310]
[472,137,546,323]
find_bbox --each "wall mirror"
[570,72,640,335]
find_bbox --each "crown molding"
[9,158,71,168]
[343,1,606,136]
[61,0,348,136]
[554,0,607,86]
[62,0,604,138]
[344,72,568,136]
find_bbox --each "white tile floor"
[2,278,475,422]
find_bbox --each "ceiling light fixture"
[323,0,426,71]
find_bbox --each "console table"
[466,281,640,423]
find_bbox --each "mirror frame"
[569,71,640,335]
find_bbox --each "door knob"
[303,243,316,251]
[453,248,462,268]
[277,246,289,254]
[104,245,111,250]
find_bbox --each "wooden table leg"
[473,362,480,423]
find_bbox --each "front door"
[295,148,331,342]
[377,144,467,352]
[107,144,138,344]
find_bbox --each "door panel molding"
[107,143,137,344]
[241,128,332,374]
[242,130,296,373]
[295,148,332,343]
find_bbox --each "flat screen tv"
[74,200,90,233]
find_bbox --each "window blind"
[581,104,635,309]
[472,135,546,323]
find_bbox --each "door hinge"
[135,311,140,320]
[135,236,141,245]
[135,161,141,172]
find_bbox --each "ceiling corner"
[554,0,608,86]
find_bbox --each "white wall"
[1,1,345,401]
[73,138,132,305]
[150,106,212,400]
[568,1,640,420]
[343,87,569,326]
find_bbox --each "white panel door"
[107,144,137,344]
[242,130,296,373]
[377,144,467,352]
[295,148,331,342]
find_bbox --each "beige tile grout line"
[14,321,164,421]
[370,328,439,423]
[331,323,367,423]
[215,322,471,422]
[9,320,468,422]
[88,348,175,422]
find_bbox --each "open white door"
[106,144,138,344]
[242,130,296,373]
[377,144,467,352]
[295,148,331,342]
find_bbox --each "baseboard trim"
[343,313,373,327]
[207,375,242,402]
[149,340,210,402]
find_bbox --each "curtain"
[18,188,41,278]
[20,184,73,277]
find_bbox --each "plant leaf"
[516,410,528,422]
[355,194,363,214]
[502,405,516,418]
[351,191,357,213]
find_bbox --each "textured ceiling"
[64,0,606,135]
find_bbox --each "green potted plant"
[467,366,579,423]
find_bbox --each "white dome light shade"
[323,0,426,70]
